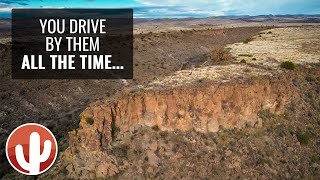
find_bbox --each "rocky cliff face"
[77,78,293,148]
[58,71,296,179]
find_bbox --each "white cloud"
[0,2,13,13]
[0,4,66,15]
[0,7,11,13]
[135,0,320,17]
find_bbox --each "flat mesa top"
[146,27,320,89]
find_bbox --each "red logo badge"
[6,123,58,175]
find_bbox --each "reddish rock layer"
[74,76,294,150]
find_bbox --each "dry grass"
[209,48,233,62]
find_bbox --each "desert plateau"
[0,16,320,179]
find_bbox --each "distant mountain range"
[218,14,320,18]
[133,14,320,24]
[1,14,320,20]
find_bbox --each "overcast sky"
[0,0,319,18]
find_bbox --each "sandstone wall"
[59,74,296,179]
[71,76,295,152]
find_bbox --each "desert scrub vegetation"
[112,144,129,158]
[209,48,232,62]
[112,126,120,134]
[243,38,251,44]
[296,132,309,145]
[152,125,160,131]
[280,61,295,70]
[240,59,247,63]
[159,131,169,138]
[257,109,274,120]
[243,68,251,73]
[85,117,94,125]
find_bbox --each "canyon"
[1,20,319,179]
[42,27,320,179]
[59,74,297,179]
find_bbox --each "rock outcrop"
[56,27,320,179]
[59,65,296,178]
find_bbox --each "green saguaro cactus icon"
[15,132,52,175]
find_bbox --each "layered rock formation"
[59,65,296,179]
[77,78,293,149]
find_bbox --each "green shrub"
[297,133,309,145]
[243,38,251,44]
[243,68,251,73]
[240,59,246,63]
[280,61,295,70]
[112,144,128,158]
[113,126,120,135]
[210,48,232,61]
[159,131,168,138]
[85,117,94,125]
[257,109,273,120]
[152,125,160,131]
[58,143,68,154]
